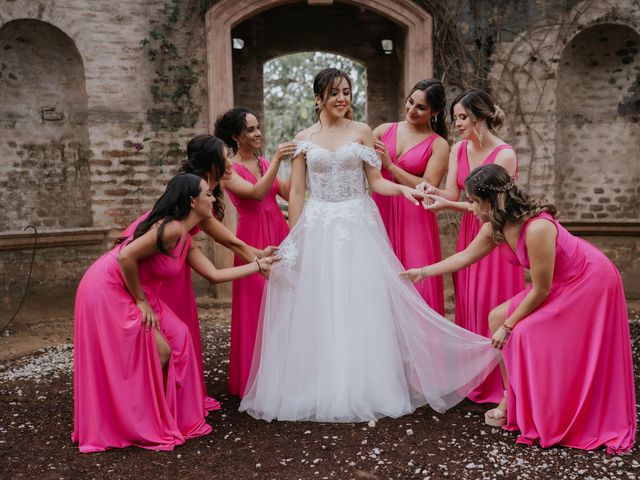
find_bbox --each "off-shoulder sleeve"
[293,140,311,158]
[356,144,382,169]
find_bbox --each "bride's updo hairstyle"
[450,89,505,133]
[465,164,557,244]
[313,68,354,120]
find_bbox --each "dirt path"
[0,306,639,479]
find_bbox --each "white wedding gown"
[239,141,500,422]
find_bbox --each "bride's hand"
[400,186,425,206]
[422,194,453,212]
[400,268,423,284]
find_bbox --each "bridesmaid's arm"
[118,222,182,329]
[491,219,556,349]
[400,223,496,282]
[187,243,275,283]
[221,142,296,201]
[502,220,556,328]
[198,217,259,264]
[493,148,517,178]
[363,131,424,204]
[383,136,450,189]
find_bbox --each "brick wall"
[0,0,638,309]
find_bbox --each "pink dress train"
[501,213,636,453]
[454,140,525,403]
[122,215,220,412]
[72,230,213,453]
[372,124,444,314]
[225,157,289,397]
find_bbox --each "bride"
[239,68,500,422]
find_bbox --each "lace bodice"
[293,141,381,202]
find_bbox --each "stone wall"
[0,0,638,310]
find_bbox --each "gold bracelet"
[421,266,428,279]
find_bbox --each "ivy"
[141,0,203,131]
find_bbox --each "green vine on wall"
[141,0,203,131]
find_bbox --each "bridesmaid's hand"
[416,181,439,195]
[258,245,279,258]
[257,254,280,278]
[422,194,452,212]
[374,139,393,170]
[137,299,158,330]
[491,326,510,350]
[400,268,423,284]
[273,141,297,163]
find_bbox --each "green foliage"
[262,52,367,157]
[141,0,202,131]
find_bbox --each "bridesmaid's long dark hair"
[116,173,203,255]
[407,79,448,139]
[179,134,227,220]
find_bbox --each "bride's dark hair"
[465,164,557,244]
[313,68,354,120]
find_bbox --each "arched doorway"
[555,24,640,221]
[0,19,92,231]
[205,0,432,127]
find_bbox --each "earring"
[431,116,437,124]
[478,121,486,146]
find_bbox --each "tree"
[262,52,367,158]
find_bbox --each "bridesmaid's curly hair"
[214,107,252,155]
[179,134,226,220]
[464,164,557,244]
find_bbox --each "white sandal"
[484,390,507,427]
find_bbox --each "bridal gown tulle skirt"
[240,195,501,422]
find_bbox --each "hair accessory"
[472,178,515,192]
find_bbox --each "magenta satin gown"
[225,157,289,397]
[501,213,636,453]
[372,124,444,314]
[454,140,525,403]
[121,214,220,412]
[73,230,213,453]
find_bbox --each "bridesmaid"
[404,164,636,454]
[121,135,275,411]
[372,79,449,314]
[214,107,293,397]
[73,173,278,452]
[419,89,524,404]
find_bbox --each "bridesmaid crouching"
[403,164,636,453]
[72,173,277,453]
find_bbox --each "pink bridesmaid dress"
[225,157,289,397]
[372,123,445,314]
[72,230,213,453]
[455,140,525,403]
[501,213,636,453]
[122,215,220,412]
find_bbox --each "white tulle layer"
[240,195,500,422]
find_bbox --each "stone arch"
[0,19,92,230]
[205,0,432,128]
[555,23,640,221]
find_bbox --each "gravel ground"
[0,307,639,480]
